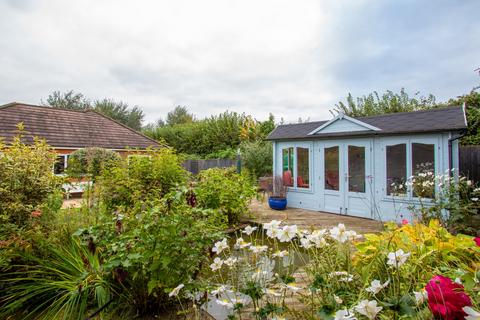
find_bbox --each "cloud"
[0,0,478,124]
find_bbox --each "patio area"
[246,198,384,234]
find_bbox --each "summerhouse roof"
[267,106,467,140]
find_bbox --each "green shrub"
[205,147,237,159]
[0,235,116,320]
[73,190,226,316]
[96,148,188,210]
[240,140,272,179]
[0,124,61,227]
[391,170,480,235]
[67,147,121,182]
[195,168,256,224]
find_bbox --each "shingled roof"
[267,106,467,140]
[0,102,160,149]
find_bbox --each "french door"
[322,140,372,218]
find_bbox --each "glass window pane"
[54,155,65,174]
[297,147,309,188]
[348,146,365,193]
[412,143,435,198]
[282,147,294,187]
[325,146,339,191]
[386,144,406,195]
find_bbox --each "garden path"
[245,199,384,234]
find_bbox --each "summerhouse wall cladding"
[267,106,468,222]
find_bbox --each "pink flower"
[401,219,409,225]
[474,237,480,247]
[425,275,472,319]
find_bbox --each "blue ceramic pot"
[268,197,287,210]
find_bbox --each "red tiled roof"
[0,102,160,149]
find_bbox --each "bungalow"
[0,102,160,191]
[266,106,467,222]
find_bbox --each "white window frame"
[383,137,438,201]
[280,143,313,192]
[53,154,69,176]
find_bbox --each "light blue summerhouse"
[266,106,467,222]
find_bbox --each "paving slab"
[246,199,384,234]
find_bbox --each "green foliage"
[93,98,145,131]
[0,236,116,320]
[205,148,237,159]
[143,111,276,158]
[67,147,121,182]
[334,88,438,117]
[73,191,225,316]
[447,91,480,145]
[166,105,195,126]
[195,168,256,224]
[240,140,272,179]
[0,125,61,227]
[96,148,188,210]
[42,90,90,110]
[355,220,479,305]
[42,91,145,131]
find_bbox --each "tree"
[446,91,480,145]
[42,90,90,110]
[333,88,438,117]
[166,106,194,126]
[42,91,145,131]
[93,99,144,131]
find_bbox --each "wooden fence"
[459,145,480,183]
[183,159,237,175]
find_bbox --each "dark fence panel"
[183,159,237,175]
[459,145,480,183]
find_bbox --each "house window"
[411,143,435,198]
[348,146,365,193]
[386,144,407,195]
[53,155,69,175]
[297,147,310,188]
[282,147,294,186]
[325,146,339,191]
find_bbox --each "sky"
[0,0,479,124]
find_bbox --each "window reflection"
[412,143,435,198]
[325,146,339,191]
[386,144,407,195]
[297,147,309,188]
[348,146,365,193]
[282,147,294,187]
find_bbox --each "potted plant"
[268,175,288,210]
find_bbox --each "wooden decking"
[246,198,384,234]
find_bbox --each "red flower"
[474,237,480,247]
[401,219,409,225]
[426,275,472,319]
